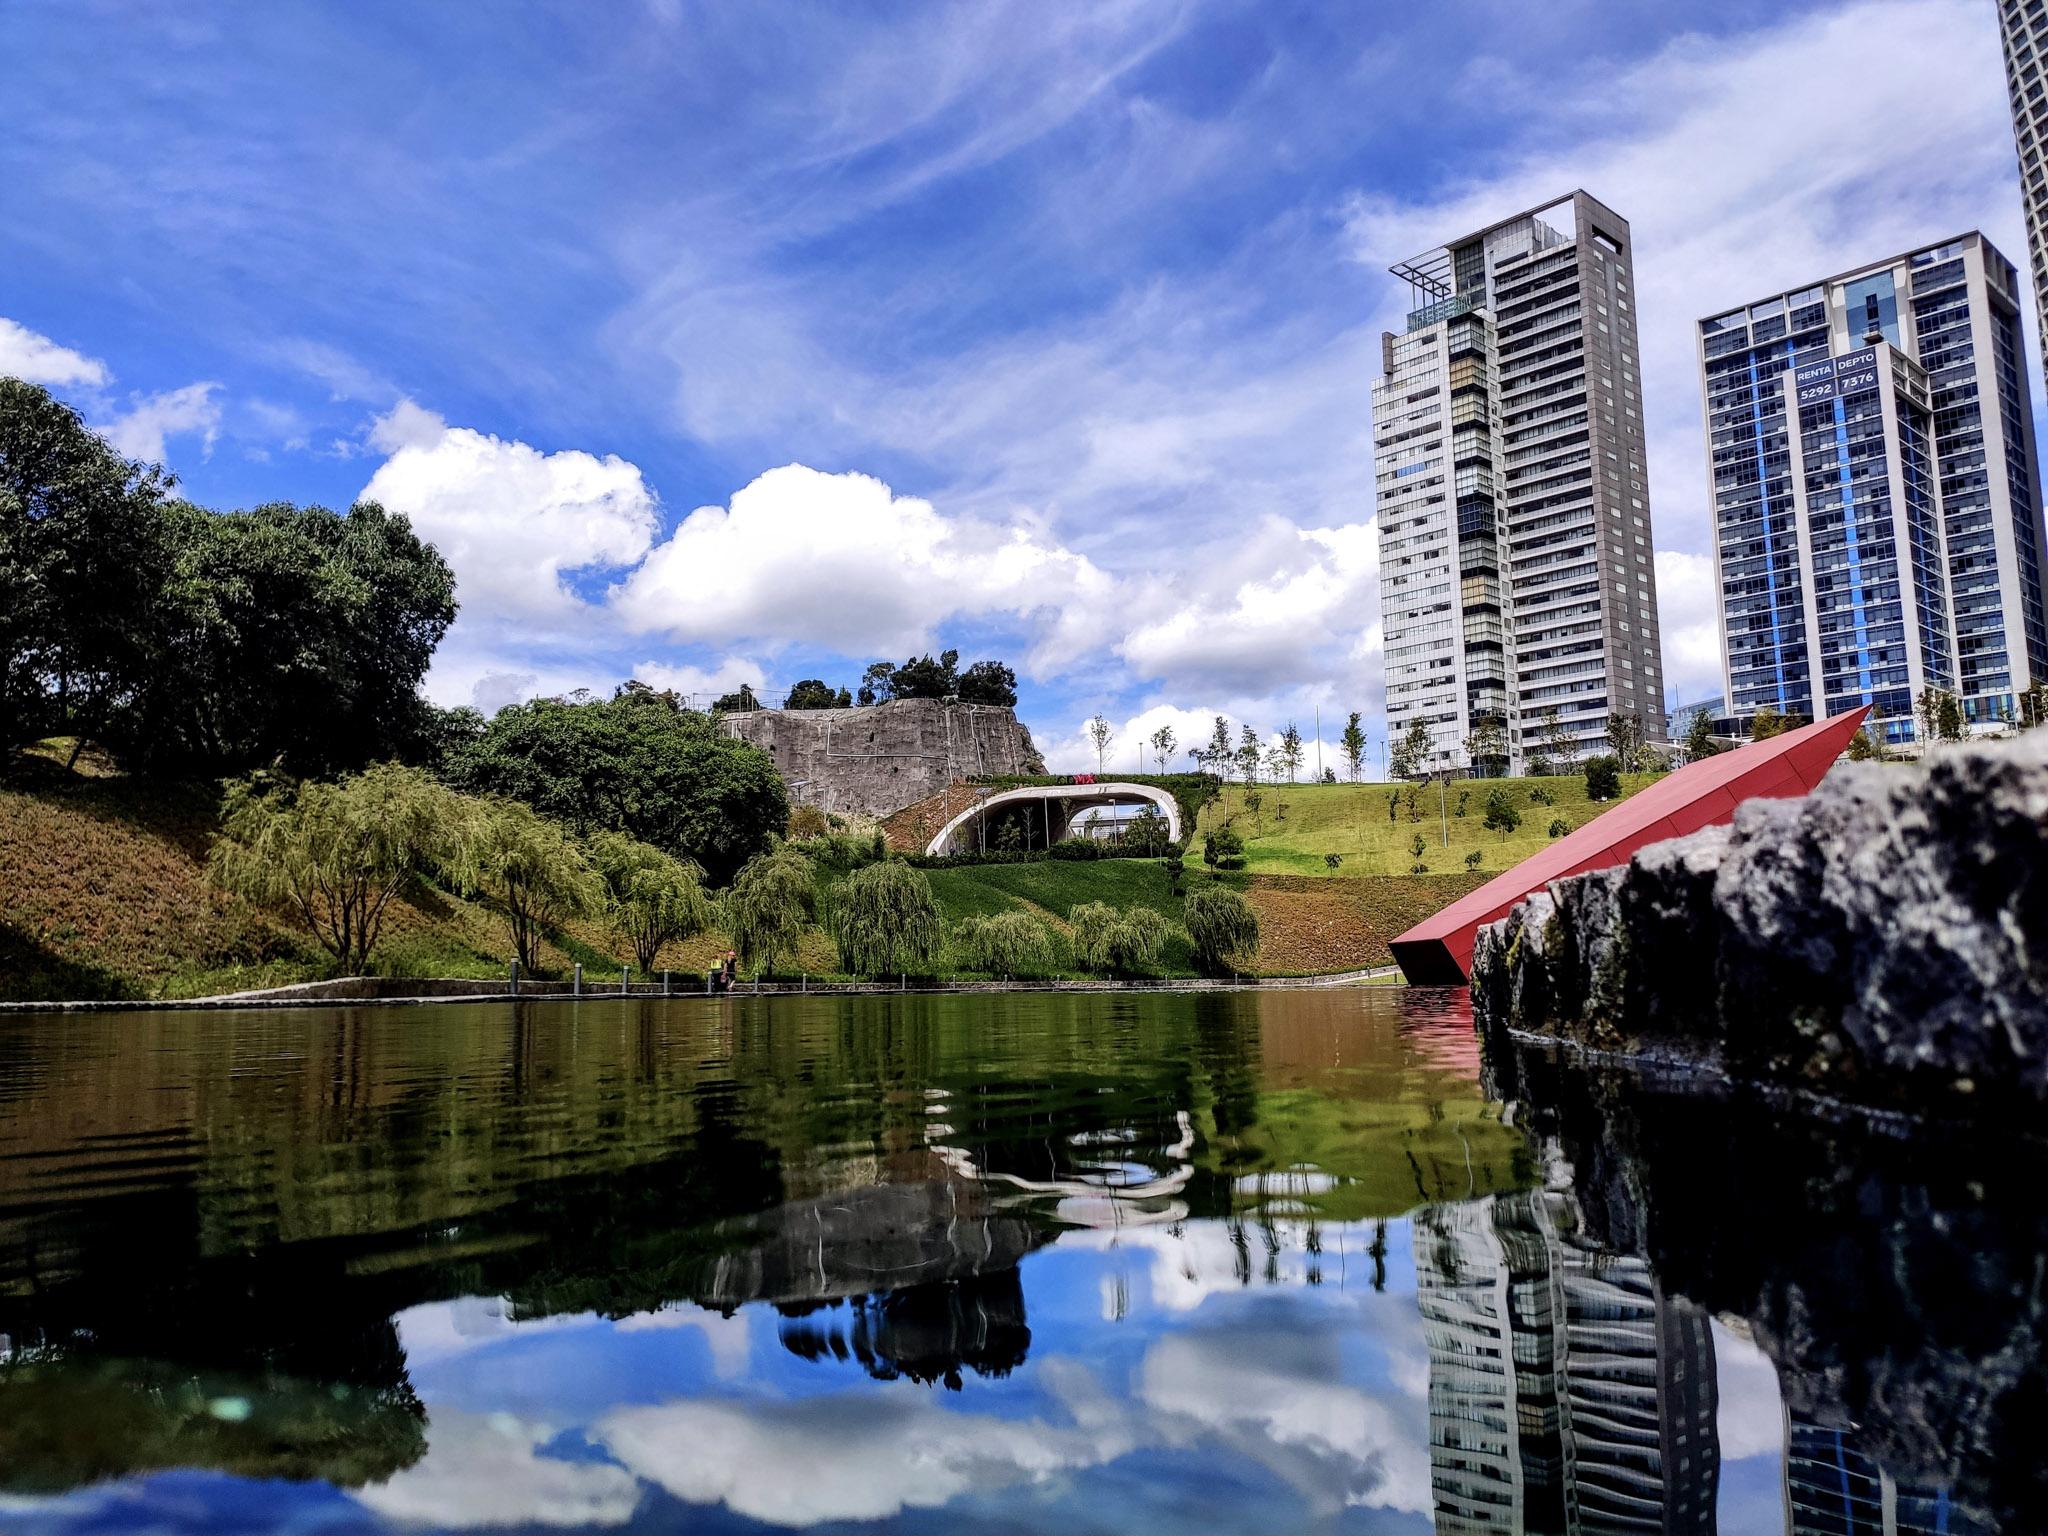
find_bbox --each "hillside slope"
[1200,772,1659,877]
[2,754,1509,1001]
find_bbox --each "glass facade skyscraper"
[1696,234,2048,742]
[1375,191,1667,774]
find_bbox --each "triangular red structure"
[1389,706,1869,985]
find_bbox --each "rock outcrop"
[721,699,1045,818]
[1471,734,2048,1106]
[1487,1033,2048,1531]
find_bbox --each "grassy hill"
[2,750,1641,1001]
[1198,772,1660,879]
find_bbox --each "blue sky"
[2,0,2032,769]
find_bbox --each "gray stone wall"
[721,699,1045,818]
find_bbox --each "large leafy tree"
[444,686,787,883]
[128,499,456,774]
[956,660,1017,706]
[209,763,465,973]
[0,379,173,756]
[783,678,851,709]
[1,381,457,775]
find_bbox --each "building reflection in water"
[1415,1189,1718,1535]
[1784,1413,1978,1536]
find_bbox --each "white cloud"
[629,655,768,703]
[1713,1319,1787,1461]
[361,401,660,627]
[612,464,1118,674]
[1655,549,1725,707]
[1139,1325,1433,1517]
[0,315,109,387]
[1118,518,1378,696]
[97,381,222,462]
[355,1409,642,1529]
[596,1360,1133,1528]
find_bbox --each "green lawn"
[1196,772,1661,878]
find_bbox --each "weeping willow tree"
[1071,901,1169,976]
[210,762,463,973]
[445,797,600,971]
[589,830,712,971]
[951,911,1054,978]
[1184,886,1259,976]
[831,859,942,977]
[721,846,816,974]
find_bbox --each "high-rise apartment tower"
[1997,0,2048,399]
[1696,234,2048,742]
[1375,191,1667,774]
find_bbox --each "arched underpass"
[923,782,1182,855]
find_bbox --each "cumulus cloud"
[629,655,768,704]
[360,400,661,627]
[612,464,1118,673]
[1655,549,1725,707]
[97,381,222,462]
[1118,519,1378,696]
[597,1360,1133,1528]
[1139,1320,1433,1517]
[1713,1319,1788,1461]
[355,1409,642,1529]
[0,315,109,387]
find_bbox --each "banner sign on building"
[1793,347,1880,405]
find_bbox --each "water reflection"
[0,989,2035,1531]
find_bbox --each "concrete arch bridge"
[924,781,1181,856]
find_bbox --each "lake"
[0,990,2036,1533]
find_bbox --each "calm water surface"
[0,990,2038,1533]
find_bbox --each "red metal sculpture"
[1389,706,1870,985]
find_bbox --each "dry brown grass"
[1241,872,1488,974]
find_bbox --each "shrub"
[1324,852,1343,872]
[1410,860,1428,874]
[1584,755,1622,801]
[951,912,1054,977]
[1526,753,1553,777]
[1204,825,1245,871]
[1529,786,1554,807]
[1548,817,1569,838]
[1464,849,1483,871]
[1071,902,1169,975]
[805,829,890,871]
[1482,788,1521,836]
[1048,836,1115,861]
[1409,832,1427,859]
[786,803,830,840]
[1184,886,1259,975]
[831,859,942,976]
[1455,789,1470,817]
